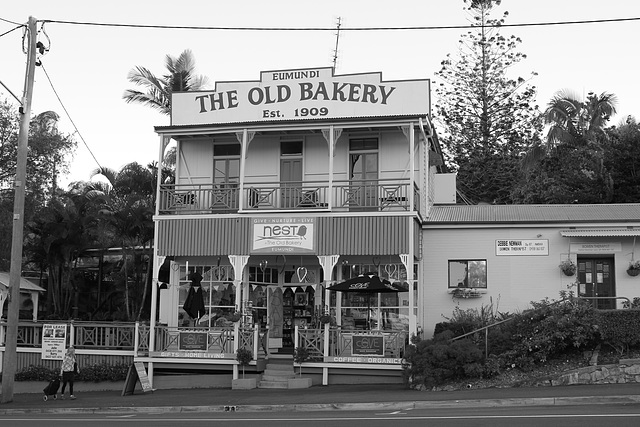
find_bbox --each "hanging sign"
[41,324,67,360]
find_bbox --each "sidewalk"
[2,383,640,415]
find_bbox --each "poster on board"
[41,324,67,360]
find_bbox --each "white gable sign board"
[171,67,430,126]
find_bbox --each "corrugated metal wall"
[316,216,410,255]
[157,217,253,256]
[158,216,420,256]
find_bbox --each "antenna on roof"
[332,17,342,69]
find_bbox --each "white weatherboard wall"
[421,225,640,338]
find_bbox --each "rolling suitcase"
[43,377,60,401]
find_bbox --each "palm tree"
[122,49,209,115]
[544,90,618,149]
[523,90,617,169]
[25,190,100,318]
[86,163,156,320]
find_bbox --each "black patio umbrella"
[327,273,405,327]
[327,273,405,293]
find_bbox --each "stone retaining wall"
[551,358,640,386]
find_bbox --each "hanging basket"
[559,260,576,276]
[627,268,640,277]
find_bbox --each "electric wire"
[0,23,24,39]
[40,63,104,171]
[0,79,22,104]
[0,17,24,26]
[38,16,640,31]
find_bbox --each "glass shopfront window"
[338,262,411,331]
[248,266,278,328]
[178,264,236,327]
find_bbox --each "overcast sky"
[2,0,640,187]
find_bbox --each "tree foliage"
[0,99,76,269]
[85,163,156,320]
[435,1,540,156]
[518,90,619,203]
[434,0,541,203]
[122,49,209,115]
[604,117,640,202]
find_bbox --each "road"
[2,404,640,426]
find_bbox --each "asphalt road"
[3,404,640,426]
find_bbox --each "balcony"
[158,179,420,215]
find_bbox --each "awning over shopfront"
[560,229,640,237]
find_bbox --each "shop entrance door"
[577,257,616,309]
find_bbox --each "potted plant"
[293,346,309,377]
[451,288,481,299]
[627,260,640,277]
[225,312,242,322]
[559,259,577,276]
[288,346,313,388]
[232,348,256,389]
[319,313,333,325]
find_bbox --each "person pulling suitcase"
[59,346,79,400]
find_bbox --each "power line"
[39,16,640,31]
[0,17,24,26]
[39,63,104,171]
[0,23,24,39]
[0,78,22,104]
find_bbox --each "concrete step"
[258,380,289,389]
[264,365,294,373]
[261,373,297,381]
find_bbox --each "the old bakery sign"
[171,67,431,125]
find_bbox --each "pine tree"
[434,0,542,203]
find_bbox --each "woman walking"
[59,346,79,399]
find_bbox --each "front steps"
[258,357,312,389]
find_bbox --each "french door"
[577,258,616,309]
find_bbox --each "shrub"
[402,331,484,388]
[14,363,130,382]
[14,365,58,382]
[76,363,130,382]
[497,296,599,365]
[596,309,640,355]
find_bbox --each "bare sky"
[2,0,639,187]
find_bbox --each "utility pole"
[1,16,37,404]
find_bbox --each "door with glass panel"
[280,141,303,209]
[212,144,240,211]
[349,138,378,210]
[577,258,615,309]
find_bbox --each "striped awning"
[560,229,640,237]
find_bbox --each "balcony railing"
[159,179,419,215]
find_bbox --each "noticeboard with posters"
[41,324,67,360]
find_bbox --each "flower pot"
[627,268,640,277]
[562,269,576,277]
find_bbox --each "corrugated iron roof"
[560,229,640,237]
[0,272,46,292]
[425,204,640,224]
